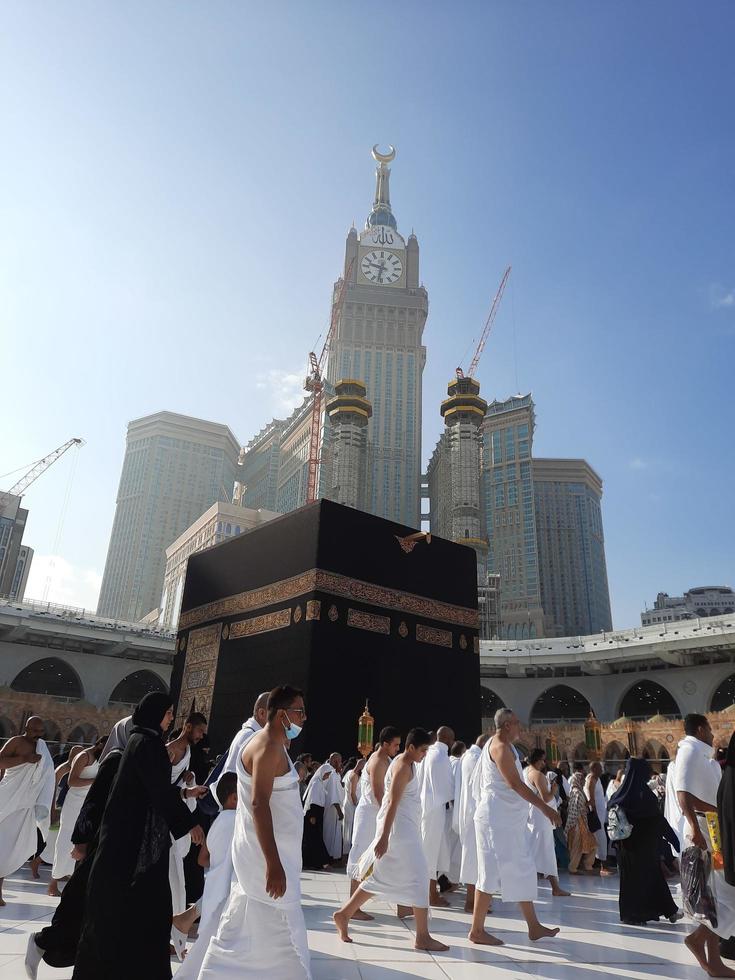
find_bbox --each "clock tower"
[326,147,427,527]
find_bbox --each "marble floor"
[0,863,709,979]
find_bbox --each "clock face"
[361,249,403,285]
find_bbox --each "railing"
[0,597,176,640]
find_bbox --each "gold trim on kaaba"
[347,608,390,635]
[189,622,222,649]
[416,623,453,648]
[459,634,468,650]
[306,600,321,621]
[328,604,339,621]
[293,605,303,623]
[229,608,292,639]
[175,622,221,729]
[473,636,480,654]
[179,567,478,631]
[398,620,408,638]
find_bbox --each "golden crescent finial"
[372,144,396,164]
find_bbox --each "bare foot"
[416,935,450,952]
[397,905,414,919]
[528,925,560,941]
[350,909,374,921]
[47,882,60,897]
[708,961,735,978]
[469,929,504,946]
[685,933,709,973]
[552,888,571,897]
[464,900,474,913]
[30,859,41,879]
[333,910,353,943]
[0,898,5,908]
[430,895,450,908]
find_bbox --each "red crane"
[304,257,355,504]
[456,264,512,380]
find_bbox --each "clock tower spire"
[366,144,397,230]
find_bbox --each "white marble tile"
[0,864,709,980]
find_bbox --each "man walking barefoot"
[333,728,449,953]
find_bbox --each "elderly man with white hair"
[469,707,562,947]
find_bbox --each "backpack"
[607,803,633,841]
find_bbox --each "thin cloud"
[24,554,102,611]
[255,367,306,416]
[628,457,648,471]
[708,284,735,309]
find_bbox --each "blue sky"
[1,2,733,627]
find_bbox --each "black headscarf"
[608,758,660,822]
[131,692,172,737]
[718,730,735,885]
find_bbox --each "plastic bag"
[608,804,633,841]
[681,845,718,928]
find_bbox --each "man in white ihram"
[420,725,455,906]
[0,716,55,908]
[198,684,311,979]
[469,708,561,946]
[457,733,489,912]
[210,691,269,803]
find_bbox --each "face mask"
[282,712,303,741]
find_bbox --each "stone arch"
[480,687,505,719]
[108,669,168,706]
[11,657,83,700]
[44,719,62,751]
[573,741,589,762]
[530,685,591,723]
[604,740,629,767]
[67,722,99,745]
[711,673,735,713]
[0,715,15,740]
[617,679,681,720]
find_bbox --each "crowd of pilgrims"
[4,694,735,977]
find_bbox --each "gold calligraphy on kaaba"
[305,600,321,621]
[228,608,292,639]
[416,623,453,648]
[179,568,478,631]
[347,608,391,635]
[175,622,221,728]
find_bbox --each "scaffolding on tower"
[304,258,355,504]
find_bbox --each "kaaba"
[170,499,481,760]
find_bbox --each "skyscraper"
[533,459,612,636]
[326,146,427,526]
[0,494,30,600]
[97,411,241,623]
[480,394,546,639]
[236,146,428,525]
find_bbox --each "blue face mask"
[282,712,303,741]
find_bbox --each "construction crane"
[304,257,355,504]
[456,265,512,381]
[2,438,85,500]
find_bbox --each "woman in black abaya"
[73,693,204,980]
[609,757,681,925]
